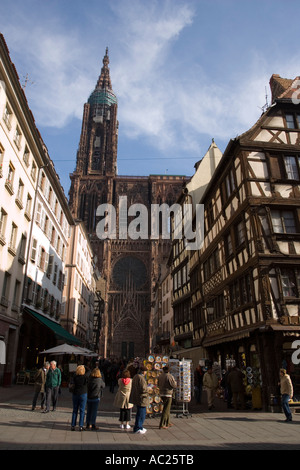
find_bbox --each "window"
[285,113,300,129]
[1,272,11,306]
[3,103,12,129]
[16,179,24,208]
[0,208,7,242]
[36,203,42,224]
[23,146,30,167]
[283,156,299,179]
[236,221,246,246]
[12,280,21,311]
[25,194,32,219]
[47,254,54,278]
[18,234,27,264]
[225,232,233,257]
[206,295,225,322]
[53,263,58,285]
[5,162,15,194]
[280,268,300,297]
[230,274,253,310]
[271,210,297,234]
[206,200,214,231]
[8,222,18,253]
[30,238,38,262]
[37,247,48,272]
[0,143,4,177]
[39,171,46,191]
[225,169,236,198]
[203,249,220,281]
[14,126,22,149]
[31,161,37,181]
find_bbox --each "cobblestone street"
[1,384,299,453]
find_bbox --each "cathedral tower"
[69,49,187,358]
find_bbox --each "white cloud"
[3,0,299,163]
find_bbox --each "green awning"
[24,308,81,345]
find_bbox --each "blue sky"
[1,0,300,196]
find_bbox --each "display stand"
[143,354,170,417]
[169,359,192,418]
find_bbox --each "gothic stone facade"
[69,50,186,359]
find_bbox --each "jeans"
[134,406,146,432]
[71,393,87,427]
[86,398,100,426]
[281,394,292,420]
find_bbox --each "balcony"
[5,179,14,195]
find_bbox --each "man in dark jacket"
[44,360,61,413]
[129,365,148,434]
[227,366,245,410]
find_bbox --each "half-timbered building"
[189,74,300,409]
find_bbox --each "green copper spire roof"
[88,47,117,106]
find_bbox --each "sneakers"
[134,428,147,434]
[120,424,131,430]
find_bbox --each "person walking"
[71,365,88,431]
[203,366,219,410]
[86,367,105,430]
[113,369,133,430]
[44,360,61,413]
[227,366,246,410]
[158,365,177,429]
[194,364,203,405]
[32,362,50,411]
[129,365,149,434]
[279,368,293,422]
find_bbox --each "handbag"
[68,381,75,393]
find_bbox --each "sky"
[1,0,300,197]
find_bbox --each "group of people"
[32,359,177,433]
[32,358,295,429]
[195,363,295,422]
[113,364,177,434]
[31,360,61,413]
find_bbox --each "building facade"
[0,34,94,384]
[69,49,187,359]
[61,221,98,349]
[188,75,300,409]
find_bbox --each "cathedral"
[68,49,188,359]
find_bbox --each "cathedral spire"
[88,47,117,106]
[96,47,112,91]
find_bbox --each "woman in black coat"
[71,365,88,431]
